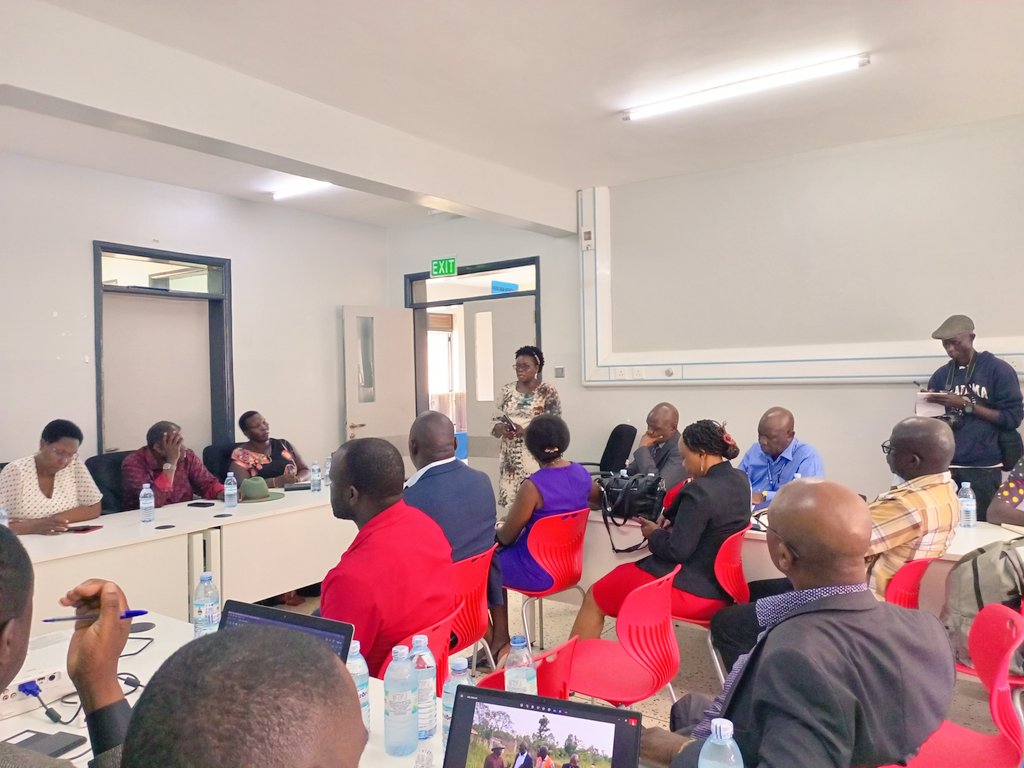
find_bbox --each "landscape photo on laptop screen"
[462,699,616,768]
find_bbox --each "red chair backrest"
[524,509,589,594]
[475,636,580,699]
[884,558,935,609]
[618,565,681,690]
[451,544,497,655]
[714,524,752,604]
[969,603,1024,757]
[379,601,462,697]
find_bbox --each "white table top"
[20,489,336,564]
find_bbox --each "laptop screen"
[218,600,354,662]
[443,687,642,768]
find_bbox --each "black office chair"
[580,423,638,478]
[85,451,133,514]
[202,443,240,482]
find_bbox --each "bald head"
[887,417,955,480]
[757,407,796,459]
[408,411,457,470]
[768,479,872,590]
[644,402,680,445]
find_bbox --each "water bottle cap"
[227,471,234,478]
[392,644,410,660]
[142,483,151,489]
[710,718,733,740]
[200,571,213,582]
[620,469,628,477]
[451,656,469,672]
[411,634,428,649]
[962,482,971,489]
[510,635,527,649]
[350,640,360,655]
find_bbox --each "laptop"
[218,599,354,662]
[443,687,643,768]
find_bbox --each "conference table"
[20,490,356,636]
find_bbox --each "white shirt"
[404,456,458,488]
[512,753,530,768]
[0,456,102,520]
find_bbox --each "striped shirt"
[865,471,959,599]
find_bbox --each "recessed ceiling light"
[272,178,333,200]
[623,52,870,121]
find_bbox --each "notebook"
[443,686,643,768]
[218,599,354,662]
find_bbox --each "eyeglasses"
[48,445,78,461]
[754,511,801,560]
[880,440,893,455]
[513,364,535,371]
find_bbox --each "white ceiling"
[11,0,1024,227]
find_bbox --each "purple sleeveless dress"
[498,462,593,592]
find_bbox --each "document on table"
[915,392,946,418]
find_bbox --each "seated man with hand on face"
[0,525,133,767]
[644,480,954,768]
[626,402,687,489]
[121,421,224,509]
[738,407,823,508]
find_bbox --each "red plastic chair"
[568,566,681,707]
[671,525,752,690]
[377,601,462,697]
[884,558,936,608]
[476,636,579,699]
[506,508,589,649]
[881,604,1024,767]
[451,544,498,671]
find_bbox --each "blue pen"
[41,609,149,623]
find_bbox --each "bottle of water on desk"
[192,571,220,638]
[323,455,332,487]
[698,718,744,767]
[384,645,418,756]
[310,461,322,493]
[442,656,473,748]
[0,504,8,528]
[410,634,437,739]
[139,483,155,523]
[346,640,371,732]
[958,482,977,528]
[223,472,238,508]
[505,635,537,695]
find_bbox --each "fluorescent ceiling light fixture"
[271,178,333,200]
[622,52,870,121]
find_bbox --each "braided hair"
[681,419,740,460]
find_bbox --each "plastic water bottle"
[192,571,220,638]
[698,718,744,767]
[0,505,8,528]
[504,635,537,695]
[323,455,332,487]
[384,645,418,756]
[311,460,322,493]
[442,657,473,748]
[223,472,238,508]
[958,482,977,528]
[410,634,437,739]
[139,483,155,523]
[346,640,371,732]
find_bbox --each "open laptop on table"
[219,599,354,662]
[443,686,643,768]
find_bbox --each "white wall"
[0,152,389,463]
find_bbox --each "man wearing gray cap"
[926,314,1023,519]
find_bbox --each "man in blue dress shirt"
[738,407,824,508]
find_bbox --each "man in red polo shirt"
[321,437,455,677]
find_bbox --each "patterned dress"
[496,380,562,507]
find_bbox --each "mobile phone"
[499,414,516,431]
[188,501,215,508]
[66,524,102,533]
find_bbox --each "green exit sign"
[431,257,457,277]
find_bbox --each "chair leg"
[521,597,536,649]
[705,631,727,688]
[665,682,678,703]
[1013,687,1024,730]
[537,597,544,649]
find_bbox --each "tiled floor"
[283,592,996,734]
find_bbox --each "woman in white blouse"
[0,419,102,535]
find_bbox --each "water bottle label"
[386,690,416,717]
[417,679,436,738]
[193,602,221,626]
[505,667,538,695]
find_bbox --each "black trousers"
[709,578,792,674]
[950,466,1002,522]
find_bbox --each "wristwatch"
[963,397,975,414]
[162,462,175,471]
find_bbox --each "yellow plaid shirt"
[866,471,960,599]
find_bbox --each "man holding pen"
[0,524,132,766]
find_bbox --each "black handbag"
[599,472,665,553]
[999,428,1024,472]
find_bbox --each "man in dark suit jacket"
[626,403,686,489]
[510,743,534,768]
[405,411,507,653]
[642,480,954,768]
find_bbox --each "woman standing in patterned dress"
[492,345,562,507]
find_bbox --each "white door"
[340,306,416,452]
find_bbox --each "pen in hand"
[41,609,148,623]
